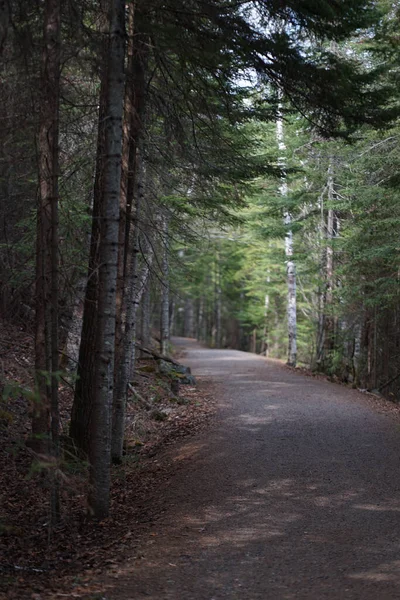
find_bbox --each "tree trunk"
[87,0,126,519]
[260,293,269,356]
[112,148,151,463]
[0,0,9,55]
[261,271,270,356]
[251,328,257,354]
[169,296,175,337]
[286,254,297,366]
[70,4,110,456]
[184,298,194,338]
[323,162,336,366]
[115,1,147,360]
[214,253,222,348]
[197,296,204,341]
[160,214,170,355]
[32,0,61,478]
[140,278,151,349]
[277,108,297,367]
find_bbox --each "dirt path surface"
[106,338,400,600]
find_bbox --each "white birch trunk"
[111,149,153,462]
[261,282,270,356]
[277,108,297,367]
[323,161,337,365]
[326,165,335,307]
[215,252,222,348]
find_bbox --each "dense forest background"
[1,0,400,533]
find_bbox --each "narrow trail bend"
[108,338,400,600]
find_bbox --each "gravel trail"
[108,339,400,599]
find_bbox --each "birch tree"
[277,110,297,367]
[112,147,153,463]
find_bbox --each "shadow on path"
[104,338,400,600]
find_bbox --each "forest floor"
[0,323,215,600]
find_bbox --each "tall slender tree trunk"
[261,271,270,356]
[112,148,150,463]
[251,328,257,353]
[197,296,204,341]
[32,0,61,483]
[160,214,170,355]
[316,183,327,368]
[0,0,9,55]
[260,293,269,356]
[184,298,194,338]
[140,278,151,348]
[323,162,335,366]
[169,296,175,337]
[113,15,148,451]
[277,108,296,367]
[115,1,147,359]
[70,4,110,456]
[87,0,126,519]
[214,250,222,348]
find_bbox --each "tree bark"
[277,108,297,367]
[32,0,61,476]
[260,290,270,356]
[112,148,153,463]
[214,252,222,348]
[323,162,336,366]
[140,278,151,349]
[197,296,204,341]
[87,0,126,519]
[115,0,144,358]
[70,3,110,456]
[160,213,170,355]
[0,0,9,55]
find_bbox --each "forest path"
[107,339,400,599]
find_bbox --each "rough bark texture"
[32,0,61,464]
[0,0,9,54]
[212,253,222,348]
[112,15,148,463]
[70,4,109,456]
[277,112,297,367]
[160,214,170,356]
[112,254,153,460]
[316,162,338,371]
[88,0,126,519]
[197,296,204,341]
[323,162,336,367]
[140,278,151,349]
[112,150,152,463]
[286,252,297,367]
[115,0,137,357]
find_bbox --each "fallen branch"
[128,384,153,410]
[378,371,400,392]
[134,343,180,366]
